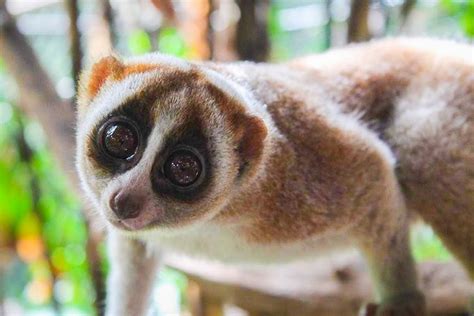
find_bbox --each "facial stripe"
[86,87,158,175]
[201,82,268,178]
[151,112,213,202]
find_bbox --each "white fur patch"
[200,66,278,182]
[139,221,353,263]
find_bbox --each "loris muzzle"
[76,38,474,316]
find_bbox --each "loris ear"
[77,55,124,115]
[77,56,159,116]
[231,112,268,177]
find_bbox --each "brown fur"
[221,39,474,279]
[204,83,268,178]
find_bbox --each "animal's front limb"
[355,186,425,316]
[105,231,159,316]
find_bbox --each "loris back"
[217,38,474,273]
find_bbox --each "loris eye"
[100,119,139,160]
[164,148,203,187]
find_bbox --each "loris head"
[76,54,269,234]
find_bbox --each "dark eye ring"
[98,117,140,160]
[163,146,204,188]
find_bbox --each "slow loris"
[76,38,474,316]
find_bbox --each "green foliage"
[0,101,95,314]
[127,27,188,58]
[441,0,474,37]
[267,3,330,61]
[158,27,188,58]
[412,226,452,262]
[159,267,189,309]
[128,29,153,55]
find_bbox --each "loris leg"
[355,188,425,316]
[105,230,159,316]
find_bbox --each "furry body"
[76,38,474,315]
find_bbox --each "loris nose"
[110,190,141,220]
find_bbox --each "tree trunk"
[348,0,370,43]
[400,0,416,31]
[65,0,82,93]
[235,0,269,61]
[99,0,117,47]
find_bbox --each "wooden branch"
[235,0,270,61]
[399,0,416,32]
[168,252,473,316]
[86,228,106,316]
[206,0,215,60]
[150,0,175,23]
[348,0,370,43]
[65,0,82,93]
[178,0,212,60]
[99,0,116,48]
[401,0,416,23]
[205,0,236,62]
[324,0,333,49]
[16,117,61,313]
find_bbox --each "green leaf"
[461,12,474,36]
[158,28,187,57]
[461,1,474,37]
[440,0,459,14]
[128,30,152,55]
[412,226,452,261]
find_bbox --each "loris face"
[76,54,268,233]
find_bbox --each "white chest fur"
[136,223,352,263]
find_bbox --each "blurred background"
[0,0,473,315]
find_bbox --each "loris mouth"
[115,218,151,231]
[108,207,166,231]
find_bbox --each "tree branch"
[172,253,473,316]
[99,0,116,48]
[324,0,333,49]
[206,0,215,60]
[400,0,416,30]
[65,0,83,94]
[235,0,270,61]
[348,0,370,43]
[16,116,61,313]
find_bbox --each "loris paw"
[360,292,426,316]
